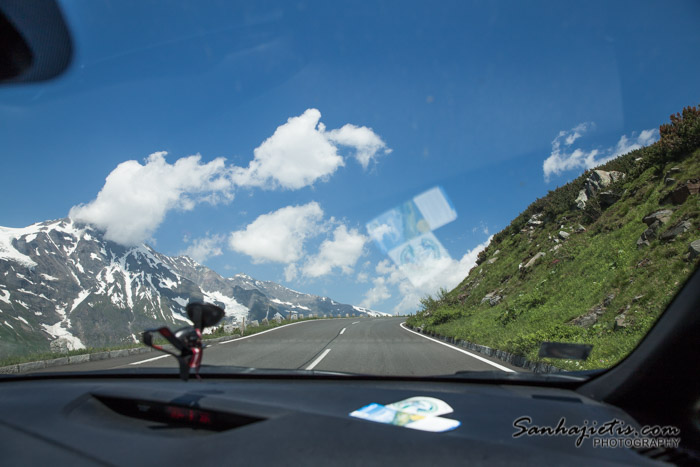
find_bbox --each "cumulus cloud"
[180,234,225,263]
[232,109,344,189]
[69,152,233,246]
[543,123,659,182]
[365,236,492,315]
[326,123,392,169]
[360,276,392,308]
[72,109,390,248]
[284,264,298,282]
[228,202,324,263]
[302,225,367,278]
[233,108,390,189]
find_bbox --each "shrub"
[658,104,700,159]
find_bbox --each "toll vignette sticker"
[349,396,461,433]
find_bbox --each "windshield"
[1,0,698,379]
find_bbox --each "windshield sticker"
[386,396,454,417]
[366,186,458,287]
[350,397,460,432]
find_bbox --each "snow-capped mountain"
[0,218,386,358]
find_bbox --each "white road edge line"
[129,354,170,366]
[339,327,346,335]
[399,322,515,373]
[129,320,315,366]
[218,320,310,345]
[305,348,331,370]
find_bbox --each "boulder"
[603,293,616,307]
[575,190,588,210]
[558,231,570,240]
[614,313,630,330]
[598,191,621,207]
[584,170,625,198]
[249,320,260,327]
[664,167,681,178]
[642,209,673,226]
[637,220,661,248]
[660,220,692,243]
[50,338,71,354]
[661,180,699,205]
[480,292,502,307]
[665,178,676,187]
[689,239,700,259]
[523,252,545,269]
[261,318,269,325]
[575,224,586,233]
[527,213,544,227]
[487,257,498,264]
[569,305,605,328]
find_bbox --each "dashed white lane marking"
[352,321,360,325]
[399,322,515,373]
[129,354,170,365]
[305,348,332,370]
[339,327,346,335]
[218,320,309,344]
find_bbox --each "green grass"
[408,139,699,371]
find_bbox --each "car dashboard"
[0,373,672,466]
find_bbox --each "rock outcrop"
[575,170,626,209]
[660,179,699,205]
[660,220,693,242]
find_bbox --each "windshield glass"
[1,0,698,379]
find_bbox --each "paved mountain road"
[34,317,521,375]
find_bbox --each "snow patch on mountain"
[353,306,390,317]
[70,290,91,313]
[202,290,248,323]
[42,321,85,350]
[0,225,39,267]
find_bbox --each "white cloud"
[367,236,492,315]
[228,202,324,263]
[233,108,390,190]
[69,152,233,246]
[180,234,225,263]
[472,221,489,235]
[375,259,403,285]
[609,128,658,160]
[284,264,298,282]
[72,110,390,248]
[360,276,391,308]
[232,109,344,189]
[302,225,367,278]
[326,123,391,168]
[543,124,659,181]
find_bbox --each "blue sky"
[2,0,699,314]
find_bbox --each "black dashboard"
[0,374,670,466]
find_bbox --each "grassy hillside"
[407,105,700,371]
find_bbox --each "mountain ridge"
[0,218,386,358]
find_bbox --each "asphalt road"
[34,317,521,376]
